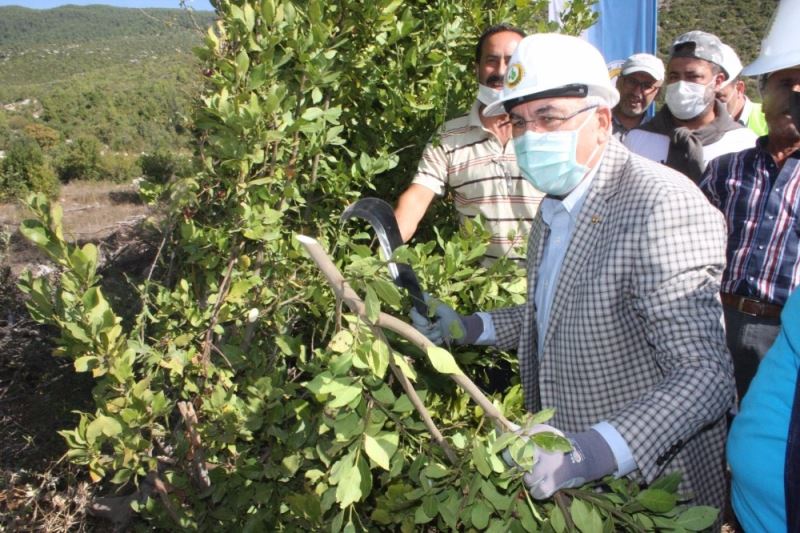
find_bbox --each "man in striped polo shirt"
[394,24,544,264]
[699,53,800,399]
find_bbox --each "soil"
[0,184,158,531]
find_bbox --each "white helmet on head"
[483,33,619,117]
[742,0,800,76]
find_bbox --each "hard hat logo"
[506,63,524,88]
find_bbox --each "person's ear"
[596,107,612,141]
[713,71,726,90]
[736,80,746,96]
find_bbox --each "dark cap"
[670,31,724,67]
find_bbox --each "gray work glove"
[503,424,617,500]
[409,294,483,346]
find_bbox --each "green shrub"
[0,136,59,200]
[98,152,140,183]
[137,150,176,184]
[54,135,102,182]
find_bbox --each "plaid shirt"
[700,138,800,306]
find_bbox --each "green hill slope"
[0,5,215,153]
[658,0,779,74]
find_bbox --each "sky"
[0,0,214,10]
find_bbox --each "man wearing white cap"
[411,33,733,510]
[699,19,800,401]
[716,42,768,136]
[612,53,664,141]
[625,31,757,183]
[394,24,544,265]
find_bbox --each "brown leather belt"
[720,292,783,319]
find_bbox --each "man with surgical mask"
[410,33,733,512]
[394,24,544,264]
[625,31,757,183]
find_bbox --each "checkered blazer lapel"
[521,213,547,411]
[541,141,628,353]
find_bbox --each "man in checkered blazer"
[411,34,735,511]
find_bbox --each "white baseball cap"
[719,43,743,87]
[620,53,665,81]
[483,33,619,117]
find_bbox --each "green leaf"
[86,415,122,444]
[334,456,362,508]
[367,340,389,378]
[549,503,567,533]
[19,219,50,247]
[480,479,510,512]
[301,107,325,121]
[364,284,380,323]
[649,471,682,493]
[392,354,417,381]
[328,330,354,353]
[327,383,362,408]
[74,355,99,373]
[571,499,603,533]
[369,279,402,307]
[472,444,492,477]
[674,506,719,531]
[636,488,677,513]
[528,407,556,425]
[490,430,518,454]
[425,346,464,375]
[470,500,492,529]
[423,462,449,479]
[530,431,572,453]
[438,490,460,528]
[334,412,362,441]
[363,433,398,470]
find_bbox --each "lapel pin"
[591,215,602,224]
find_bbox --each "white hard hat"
[719,43,743,87]
[742,0,800,76]
[483,33,619,117]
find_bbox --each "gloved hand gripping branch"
[501,424,618,500]
[409,293,483,346]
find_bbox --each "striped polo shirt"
[412,101,544,263]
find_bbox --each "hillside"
[0,5,215,153]
[658,0,779,76]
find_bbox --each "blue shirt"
[700,139,800,305]
[728,288,800,532]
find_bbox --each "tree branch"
[297,234,516,432]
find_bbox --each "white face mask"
[477,84,503,106]
[665,80,714,120]
[513,108,598,197]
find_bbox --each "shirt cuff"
[591,421,637,477]
[474,312,496,345]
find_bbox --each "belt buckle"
[737,297,761,317]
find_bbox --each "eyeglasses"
[621,76,661,93]
[510,105,598,133]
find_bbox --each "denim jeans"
[723,305,781,400]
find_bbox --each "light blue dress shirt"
[477,159,637,477]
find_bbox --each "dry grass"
[0,180,152,275]
[0,180,150,241]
